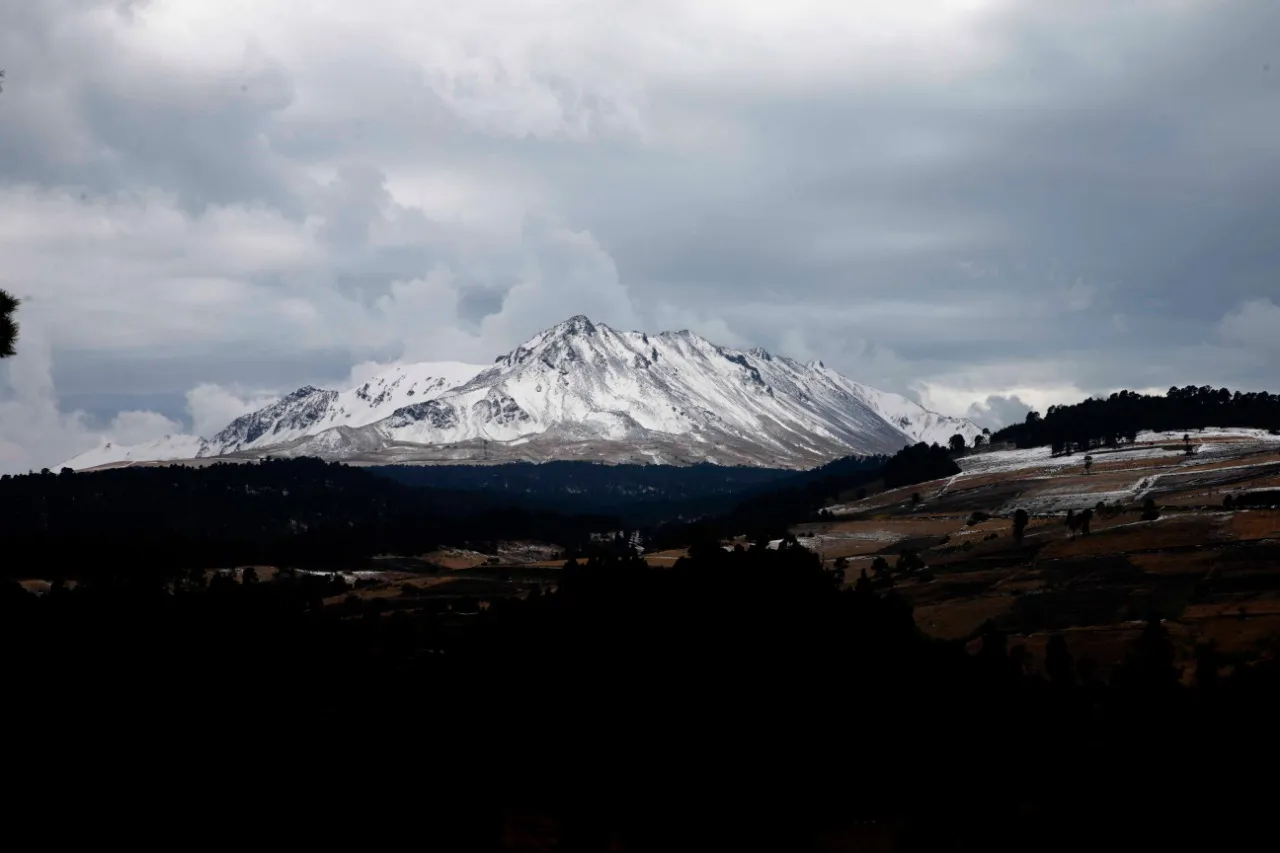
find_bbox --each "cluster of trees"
[948,429,991,453]
[994,386,1280,452]
[881,441,961,489]
[1225,491,1280,510]
[1065,507,1094,536]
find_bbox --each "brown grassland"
[805,433,1280,682]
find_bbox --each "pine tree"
[1141,497,1160,521]
[1013,509,1030,544]
[0,288,18,358]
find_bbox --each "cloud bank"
[3,0,1280,471]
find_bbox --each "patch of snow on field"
[956,446,1063,475]
[829,530,904,541]
[772,530,905,553]
[299,569,387,583]
[812,531,905,547]
[1005,490,1140,515]
[959,444,1186,479]
[1139,428,1280,444]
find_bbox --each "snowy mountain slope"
[815,370,982,447]
[62,433,211,471]
[366,316,982,461]
[60,316,981,470]
[205,361,484,455]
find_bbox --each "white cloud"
[107,410,185,445]
[0,326,179,473]
[916,381,1090,423]
[185,383,282,439]
[963,395,1034,430]
[477,215,636,347]
[1218,298,1280,351]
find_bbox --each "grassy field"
[804,430,1280,681]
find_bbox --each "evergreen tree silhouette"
[1013,509,1030,544]
[1115,618,1180,689]
[0,288,18,358]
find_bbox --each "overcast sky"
[2,0,1278,472]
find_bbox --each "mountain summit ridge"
[63,316,981,470]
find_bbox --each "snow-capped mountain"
[62,316,981,471]
[206,361,483,455]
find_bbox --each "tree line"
[993,385,1280,453]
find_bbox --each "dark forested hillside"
[0,446,963,578]
[705,453,888,539]
[643,446,972,547]
[994,385,1280,452]
[0,459,618,574]
[371,460,793,522]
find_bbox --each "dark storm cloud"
[531,2,1280,388]
[0,2,305,216]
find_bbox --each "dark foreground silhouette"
[7,542,1280,850]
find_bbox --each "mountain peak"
[62,314,984,471]
[559,314,597,335]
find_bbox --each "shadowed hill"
[0,458,618,573]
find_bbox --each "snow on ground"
[810,531,906,550]
[957,444,1186,477]
[1005,489,1140,515]
[956,445,1073,476]
[769,530,905,552]
[1138,427,1280,444]
[63,434,210,470]
[833,429,1280,518]
[818,530,905,542]
[297,569,387,582]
